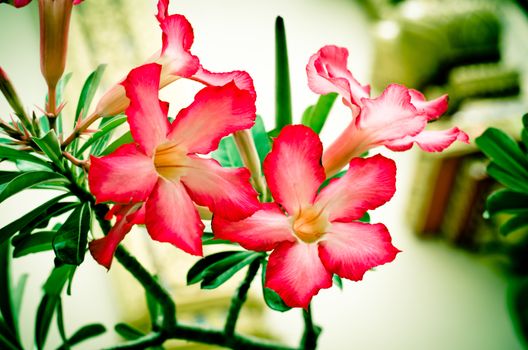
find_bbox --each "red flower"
[213,125,400,308]
[88,63,260,267]
[307,45,469,177]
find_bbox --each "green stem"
[301,305,320,350]
[224,259,261,338]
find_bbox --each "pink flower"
[213,125,400,308]
[307,45,469,177]
[88,63,260,267]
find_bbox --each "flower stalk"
[233,130,267,199]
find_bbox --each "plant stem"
[233,130,267,200]
[62,111,99,149]
[224,259,261,338]
[301,305,320,350]
[47,86,57,131]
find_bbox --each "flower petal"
[122,63,170,156]
[168,82,256,154]
[385,127,469,152]
[192,67,256,100]
[357,84,426,142]
[89,204,144,269]
[89,143,158,204]
[306,45,370,108]
[181,156,259,220]
[212,203,295,251]
[145,179,204,255]
[263,125,325,216]
[316,154,396,222]
[156,0,169,22]
[409,90,448,121]
[266,241,332,309]
[158,14,200,77]
[319,222,400,281]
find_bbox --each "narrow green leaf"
[100,131,133,156]
[359,212,370,223]
[476,128,528,179]
[211,136,244,168]
[0,240,18,342]
[53,203,91,265]
[0,331,20,350]
[54,72,73,135]
[0,319,20,350]
[43,265,75,296]
[319,170,346,191]
[252,115,271,164]
[301,93,338,134]
[77,115,127,155]
[114,323,144,340]
[0,171,68,203]
[487,163,528,193]
[500,215,528,236]
[0,172,19,186]
[56,299,68,346]
[0,194,70,246]
[201,252,264,289]
[35,294,58,350]
[12,231,55,257]
[75,65,106,124]
[486,189,528,216]
[187,251,246,285]
[56,324,106,350]
[201,232,236,246]
[261,260,291,312]
[12,273,28,318]
[275,16,292,130]
[332,275,343,290]
[0,145,51,168]
[32,130,63,169]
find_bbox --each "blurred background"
[1,0,528,349]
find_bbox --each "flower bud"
[0,67,33,132]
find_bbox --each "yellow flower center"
[292,206,329,243]
[153,142,189,181]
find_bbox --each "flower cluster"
[87,0,468,308]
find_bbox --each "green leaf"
[359,212,370,223]
[0,240,18,343]
[145,276,162,327]
[53,72,73,135]
[274,16,292,131]
[56,324,106,350]
[332,275,343,290]
[32,130,63,169]
[0,319,20,350]
[0,145,51,168]
[476,128,528,180]
[12,274,28,318]
[56,299,68,346]
[500,215,528,236]
[318,170,346,191]
[77,115,127,155]
[211,136,244,168]
[12,231,55,257]
[0,172,19,186]
[201,252,264,289]
[486,189,528,216]
[0,193,71,246]
[100,131,133,156]
[75,65,106,124]
[487,163,528,193]
[201,232,237,246]
[0,330,20,350]
[53,203,91,265]
[0,171,68,203]
[114,323,144,340]
[301,93,338,134]
[252,115,271,164]
[261,260,291,312]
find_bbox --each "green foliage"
[0,171,68,203]
[0,240,21,349]
[201,232,237,246]
[100,131,133,156]
[187,251,265,289]
[0,145,51,169]
[75,65,106,125]
[301,93,338,134]
[261,260,291,312]
[52,202,91,265]
[32,130,64,170]
[114,323,144,340]
[274,16,292,131]
[76,115,127,155]
[332,275,343,290]
[56,323,106,350]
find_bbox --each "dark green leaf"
[201,232,236,246]
[301,93,338,134]
[486,189,528,216]
[0,319,20,350]
[261,260,291,312]
[187,251,245,285]
[319,170,346,191]
[0,145,51,168]
[13,231,55,257]
[43,265,75,296]
[53,203,91,265]
[114,323,144,340]
[54,72,73,135]
[56,324,106,350]
[75,65,106,124]
[500,215,528,236]
[0,172,19,186]
[487,163,528,193]
[359,212,370,223]
[32,130,63,169]
[56,299,68,346]
[0,194,71,246]
[12,274,27,318]
[145,276,162,327]
[77,115,127,155]
[274,16,292,130]
[0,171,68,203]
[476,128,528,180]
[333,275,343,290]
[100,131,133,156]
[35,294,58,350]
[0,240,18,342]
[201,252,264,289]
[0,331,20,350]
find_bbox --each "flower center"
[292,206,329,243]
[153,142,189,181]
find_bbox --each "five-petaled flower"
[307,45,469,177]
[213,125,400,308]
[88,62,260,268]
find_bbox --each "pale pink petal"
[145,179,204,256]
[89,204,143,269]
[181,156,259,221]
[212,203,295,251]
[319,222,400,281]
[266,241,332,309]
[263,125,325,216]
[168,82,256,154]
[385,127,469,152]
[316,155,396,222]
[158,14,200,77]
[121,63,170,156]
[89,144,158,204]
[409,90,448,121]
[306,45,370,108]
[357,84,426,142]
[191,67,256,100]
